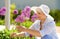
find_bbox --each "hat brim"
[31,6,38,13]
[31,6,48,17]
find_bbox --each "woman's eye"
[38,13,40,14]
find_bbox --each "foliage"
[0,20,5,25]
[56,21,60,26]
[50,9,60,22]
[0,29,35,39]
[21,20,33,28]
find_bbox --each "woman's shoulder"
[46,21,56,27]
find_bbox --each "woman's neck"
[40,17,46,30]
[41,17,46,24]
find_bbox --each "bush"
[21,20,33,28]
[0,29,35,39]
[56,21,60,26]
[50,9,60,22]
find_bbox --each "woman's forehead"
[36,8,43,13]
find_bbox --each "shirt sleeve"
[39,21,56,37]
[29,20,40,30]
[25,20,40,36]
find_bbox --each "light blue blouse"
[25,15,58,39]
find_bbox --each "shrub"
[0,29,35,39]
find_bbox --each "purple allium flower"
[21,11,30,20]
[31,18,35,22]
[21,6,31,19]
[31,13,38,22]
[1,7,6,12]
[0,10,2,15]
[15,6,31,23]
[24,6,31,13]
[0,7,6,16]
[13,9,18,14]
[0,9,2,13]
[15,15,25,23]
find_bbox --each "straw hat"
[31,4,50,16]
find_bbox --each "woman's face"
[36,8,46,20]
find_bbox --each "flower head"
[24,6,31,13]
[15,15,25,23]
[0,7,6,16]
[21,6,31,19]
[13,9,18,14]
[1,7,6,12]
[31,13,38,22]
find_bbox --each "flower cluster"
[0,7,6,16]
[15,6,38,23]
[31,13,38,22]
[15,6,31,23]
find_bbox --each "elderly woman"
[11,4,58,39]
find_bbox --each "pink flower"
[1,7,6,12]
[21,6,31,19]
[31,13,38,22]
[15,15,25,23]
[24,6,31,13]
[13,9,18,14]
[0,7,6,16]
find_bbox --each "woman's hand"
[10,32,25,37]
[10,33,17,38]
[16,26,26,32]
